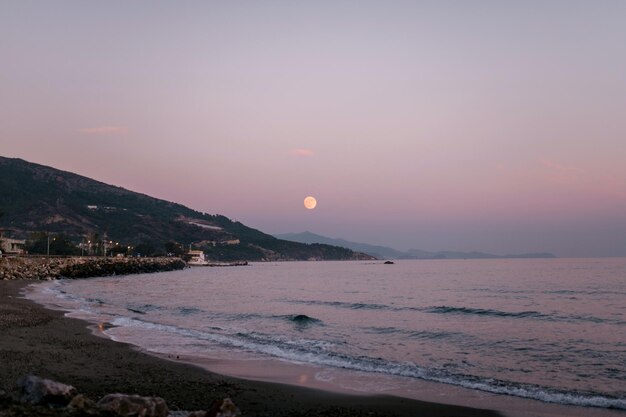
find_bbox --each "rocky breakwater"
[0,257,186,281]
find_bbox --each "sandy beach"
[0,279,503,417]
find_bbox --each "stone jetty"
[0,256,186,281]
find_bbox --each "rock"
[383,260,394,264]
[206,398,241,417]
[0,256,185,280]
[97,393,169,417]
[187,411,209,417]
[17,375,78,407]
[68,393,97,410]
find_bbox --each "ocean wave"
[284,299,625,326]
[425,306,626,326]
[362,326,463,341]
[40,282,102,312]
[426,306,547,319]
[107,315,626,410]
[565,314,626,326]
[545,289,626,296]
[177,307,203,316]
[286,314,323,325]
[125,303,163,315]
[200,310,325,325]
[282,298,407,312]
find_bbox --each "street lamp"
[46,235,55,256]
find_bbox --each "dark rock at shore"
[3,375,243,417]
[67,394,97,411]
[205,398,240,417]
[18,375,78,407]
[97,394,168,417]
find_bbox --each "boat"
[186,250,209,266]
[186,250,248,267]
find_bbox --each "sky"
[1,1,626,257]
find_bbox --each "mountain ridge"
[0,156,373,261]
[275,231,556,260]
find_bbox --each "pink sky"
[1,1,625,257]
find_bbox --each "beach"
[0,279,501,417]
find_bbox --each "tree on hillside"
[165,241,185,256]
[108,243,129,256]
[87,232,103,256]
[27,233,80,256]
[132,243,158,257]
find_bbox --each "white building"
[0,232,26,255]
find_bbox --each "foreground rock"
[97,394,168,417]
[3,376,241,417]
[0,257,186,281]
[207,398,240,417]
[18,376,77,407]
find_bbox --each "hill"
[275,231,556,260]
[0,156,373,261]
[275,231,406,259]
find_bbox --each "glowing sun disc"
[304,196,317,209]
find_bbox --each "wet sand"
[0,279,502,416]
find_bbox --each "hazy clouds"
[1,1,625,256]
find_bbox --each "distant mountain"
[276,231,405,259]
[275,231,556,260]
[0,156,373,261]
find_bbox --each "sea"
[26,258,626,416]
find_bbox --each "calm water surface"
[28,259,626,411]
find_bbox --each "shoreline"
[1,279,502,417]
